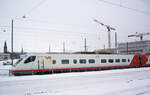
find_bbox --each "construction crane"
[94,19,116,49]
[128,32,150,41]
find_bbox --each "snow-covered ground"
[0,60,12,77]
[0,61,150,95]
[0,60,17,77]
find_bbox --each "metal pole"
[11,19,13,65]
[63,41,65,53]
[49,44,51,53]
[115,32,117,53]
[127,42,128,54]
[108,31,111,49]
[84,38,87,52]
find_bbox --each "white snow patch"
[0,62,150,95]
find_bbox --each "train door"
[37,56,45,70]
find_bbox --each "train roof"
[24,52,139,56]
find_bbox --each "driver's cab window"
[24,56,36,63]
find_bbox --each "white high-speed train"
[10,53,150,75]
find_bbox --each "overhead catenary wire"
[99,0,150,16]
[0,17,92,33]
[0,18,91,32]
[15,18,92,31]
[24,0,48,15]
[0,26,98,40]
[0,26,90,35]
[138,0,150,5]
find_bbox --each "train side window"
[80,59,86,64]
[61,59,69,64]
[24,56,36,63]
[115,59,120,63]
[101,59,107,63]
[52,60,56,64]
[73,59,77,64]
[89,59,95,64]
[122,59,126,62]
[128,59,130,62]
[109,59,114,63]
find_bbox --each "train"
[10,53,150,75]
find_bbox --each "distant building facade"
[94,48,117,54]
[0,41,26,60]
[0,41,9,60]
[0,53,10,61]
[118,40,150,54]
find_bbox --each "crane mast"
[94,19,116,49]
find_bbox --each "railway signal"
[94,19,116,49]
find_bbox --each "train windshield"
[16,58,23,64]
[13,55,27,67]
[13,58,24,67]
[24,56,36,63]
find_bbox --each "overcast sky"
[0,0,150,53]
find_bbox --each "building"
[94,48,117,54]
[118,40,150,54]
[4,40,7,53]
[0,41,26,60]
[0,53,10,61]
[0,41,9,60]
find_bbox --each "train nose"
[10,67,14,72]
[9,67,15,75]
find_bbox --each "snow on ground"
[0,60,150,95]
[0,60,17,77]
[0,60,12,77]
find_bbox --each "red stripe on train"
[10,64,150,73]
[10,65,131,73]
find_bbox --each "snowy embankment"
[0,61,150,95]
